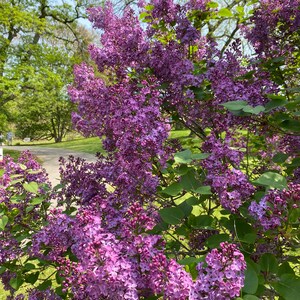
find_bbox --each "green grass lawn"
[38,137,103,154]
[2,149,22,161]
[10,130,194,155]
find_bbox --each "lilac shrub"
[1,0,300,299]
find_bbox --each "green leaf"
[190,153,210,160]
[278,262,295,277]
[243,262,259,294]
[174,224,189,236]
[272,152,289,164]
[206,234,230,248]
[25,272,39,284]
[242,105,265,115]
[186,196,200,206]
[37,279,52,291]
[236,6,244,16]
[24,263,36,271]
[181,171,201,191]
[194,186,212,194]
[218,8,233,17]
[30,197,44,205]
[189,215,213,228]
[265,95,287,112]
[289,157,300,167]
[221,100,248,111]
[178,201,193,217]
[0,215,9,230]
[243,296,260,300]
[253,172,287,189]
[259,253,278,274]
[159,207,185,225]
[26,206,34,213]
[161,183,182,196]
[207,1,218,8]
[174,149,192,164]
[56,272,64,284]
[23,181,39,194]
[139,11,150,20]
[272,274,300,300]
[178,257,203,265]
[9,276,24,290]
[280,119,300,132]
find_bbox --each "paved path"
[2,146,98,185]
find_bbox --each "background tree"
[0,0,96,141]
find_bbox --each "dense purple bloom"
[249,184,300,230]
[190,242,246,299]
[28,288,61,300]
[201,132,254,211]
[244,0,300,58]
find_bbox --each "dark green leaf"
[147,221,169,234]
[56,272,64,284]
[253,172,287,189]
[174,224,189,236]
[24,263,36,271]
[178,201,193,217]
[272,275,300,300]
[161,182,183,196]
[159,207,185,225]
[259,253,278,274]
[243,296,260,300]
[37,279,52,291]
[189,215,213,229]
[25,272,39,284]
[243,262,259,294]
[265,96,287,112]
[186,196,200,206]
[206,234,230,248]
[272,153,289,164]
[280,119,300,132]
[9,276,24,290]
[278,262,295,277]
[181,171,201,191]
[194,186,212,194]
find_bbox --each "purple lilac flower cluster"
[190,242,246,300]
[87,2,149,76]
[27,288,61,300]
[201,132,254,212]
[249,184,300,231]
[31,204,192,299]
[69,69,171,199]
[245,0,300,58]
